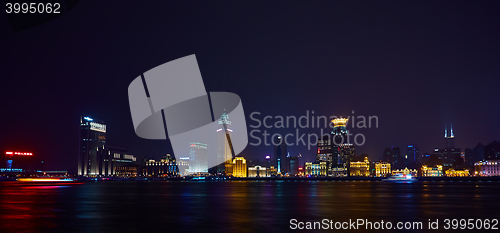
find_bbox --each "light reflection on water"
[0,181,498,233]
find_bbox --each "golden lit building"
[445,169,469,177]
[392,167,418,177]
[375,162,391,177]
[232,157,247,177]
[350,157,370,176]
[248,165,267,177]
[421,165,443,177]
[305,161,327,176]
[267,166,277,176]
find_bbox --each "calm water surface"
[0,180,498,232]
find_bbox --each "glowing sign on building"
[90,122,106,132]
[84,117,94,121]
[5,152,33,156]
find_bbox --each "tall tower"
[331,118,355,174]
[78,116,106,176]
[445,124,455,149]
[216,111,233,175]
[273,136,288,174]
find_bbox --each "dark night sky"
[1,1,500,172]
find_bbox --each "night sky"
[1,1,500,172]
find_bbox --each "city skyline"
[1,1,499,173]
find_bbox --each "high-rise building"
[232,157,247,177]
[331,118,355,175]
[405,144,420,167]
[273,135,288,174]
[217,111,233,175]
[316,134,333,165]
[382,148,391,162]
[465,143,485,167]
[484,140,500,160]
[390,147,401,168]
[189,142,208,174]
[288,155,299,175]
[431,124,461,167]
[78,116,106,176]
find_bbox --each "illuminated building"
[2,151,34,173]
[288,155,299,175]
[274,136,288,174]
[100,145,137,176]
[375,162,391,177]
[267,166,277,176]
[217,111,233,175]
[189,142,208,174]
[177,157,190,175]
[431,124,462,167]
[232,157,247,177]
[144,154,178,176]
[305,161,327,176]
[350,157,370,176]
[392,167,418,177]
[298,167,304,176]
[248,165,267,177]
[421,165,443,177]
[474,160,500,176]
[331,118,355,175]
[115,165,140,177]
[78,116,106,176]
[316,134,333,170]
[445,169,469,177]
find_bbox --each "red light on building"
[298,167,303,170]
[5,152,33,156]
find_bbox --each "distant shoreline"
[3,176,500,182]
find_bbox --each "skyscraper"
[390,147,401,168]
[273,135,288,174]
[406,144,420,166]
[216,111,233,175]
[331,118,355,175]
[189,142,208,174]
[78,116,106,176]
[431,124,461,167]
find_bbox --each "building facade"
[217,111,233,175]
[375,162,391,177]
[78,116,106,176]
[350,157,370,176]
[421,165,443,177]
[475,160,500,176]
[232,157,247,177]
[189,142,208,174]
[144,154,178,177]
[248,165,267,177]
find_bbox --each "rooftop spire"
[450,124,454,138]
[444,124,447,138]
